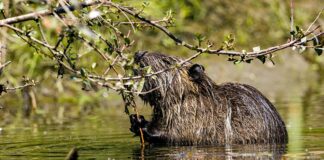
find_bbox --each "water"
[1,76,324,159]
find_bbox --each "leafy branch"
[0,1,322,101]
[106,1,323,63]
[0,62,37,95]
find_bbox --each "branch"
[2,24,167,97]
[2,1,321,59]
[5,81,37,91]
[0,1,100,27]
[106,2,323,58]
[0,61,11,70]
[290,0,294,40]
[1,1,323,90]
[114,19,171,27]
[0,80,37,95]
[306,9,323,32]
[4,22,323,84]
[0,61,10,77]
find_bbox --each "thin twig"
[115,19,170,27]
[113,3,136,33]
[104,55,119,75]
[306,9,323,33]
[290,0,294,40]
[76,34,112,61]
[0,61,11,70]
[58,0,78,23]
[134,107,145,146]
[5,81,37,91]
[3,24,56,50]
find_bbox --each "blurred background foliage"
[0,0,323,127]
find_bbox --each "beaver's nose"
[134,51,148,62]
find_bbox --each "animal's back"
[212,83,288,144]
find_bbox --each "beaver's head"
[134,51,214,108]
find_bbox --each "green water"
[0,83,324,159]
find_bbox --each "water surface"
[1,68,324,159]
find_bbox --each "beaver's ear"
[188,64,205,81]
[134,51,148,63]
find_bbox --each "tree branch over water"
[1,1,322,61]
[107,1,323,59]
[0,0,323,94]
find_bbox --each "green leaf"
[222,34,235,50]
[295,26,305,38]
[124,37,130,45]
[142,1,150,7]
[91,63,97,69]
[234,60,242,65]
[124,107,129,115]
[257,55,266,63]
[80,68,88,78]
[296,26,300,31]
[315,47,323,56]
[0,84,6,95]
[137,78,146,93]
[81,80,91,91]
[245,59,253,63]
[69,53,78,60]
[57,64,64,78]
[298,45,306,53]
[227,57,236,61]
[105,45,114,54]
[252,46,261,52]
[269,54,275,65]
[195,34,205,47]
[0,2,3,10]
[146,66,152,74]
[313,36,323,56]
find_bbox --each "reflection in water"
[286,78,323,154]
[287,102,304,154]
[132,144,286,159]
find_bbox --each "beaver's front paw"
[129,114,148,135]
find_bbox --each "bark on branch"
[0,1,100,27]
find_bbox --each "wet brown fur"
[133,51,288,145]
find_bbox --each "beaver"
[130,51,288,145]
